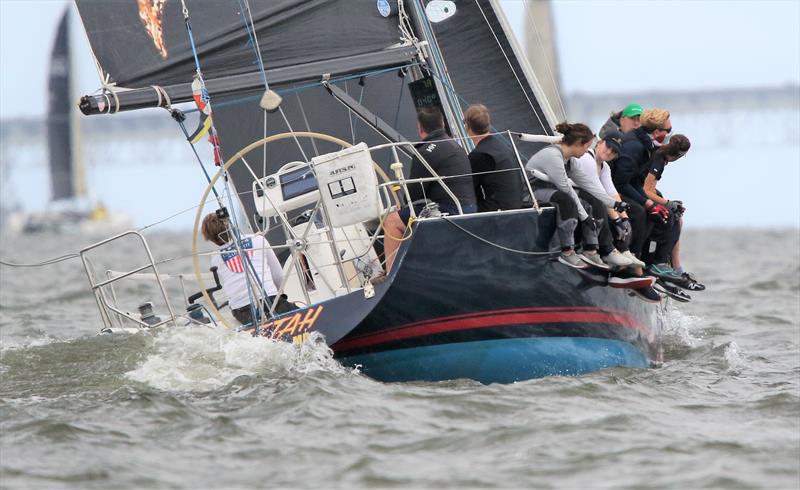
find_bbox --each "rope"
[440,216,555,256]
[0,254,80,268]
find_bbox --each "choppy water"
[1,229,798,489]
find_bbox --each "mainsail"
[74,0,561,220]
[48,9,77,202]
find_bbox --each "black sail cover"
[49,9,74,201]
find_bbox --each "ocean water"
[0,228,798,489]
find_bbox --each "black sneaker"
[631,285,662,303]
[654,279,692,302]
[681,272,706,291]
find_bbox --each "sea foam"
[124,325,351,392]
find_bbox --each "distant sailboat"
[8,7,130,234]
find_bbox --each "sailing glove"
[613,201,630,213]
[612,217,631,241]
[666,200,685,216]
[648,204,670,224]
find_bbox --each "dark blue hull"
[262,208,661,384]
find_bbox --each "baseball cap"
[621,103,643,118]
[602,130,624,154]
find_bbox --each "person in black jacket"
[611,108,682,281]
[382,107,477,272]
[463,104,523,212]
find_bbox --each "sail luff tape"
[516,132,562,144]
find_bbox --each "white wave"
[125,326,353,392]
[0,334,59,352]
[722,340,746,372]
[659,301,703,348]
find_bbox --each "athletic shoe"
[558,251,587,269]
[609,272,656,290]
[647,263,683,282]
[631,285,662,303]
[681,272,706,291]
[602,249,634,268]
[579,250,611,270]
[621,250,647,268]
[654,279,692,302]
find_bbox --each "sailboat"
[73,0,662,384]
[7,8,131,235]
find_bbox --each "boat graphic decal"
[265,305,325,340]
[138,0,168,59]
[333,307,651,352]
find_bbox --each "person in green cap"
[598,103,643,139]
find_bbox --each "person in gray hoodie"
[525,122,605,269]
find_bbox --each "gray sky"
[1,0,799,118]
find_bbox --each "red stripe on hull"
[333,308,649,352]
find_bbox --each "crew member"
[464,104,523,212]
[642,134,705,291]
[382,107,477,272]
[525,122,606,269]
[611,107,675,269]
[202,212,295,327]
[599,103,643,139]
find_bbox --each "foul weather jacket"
[408,128,476,208]
[611,127,654,205]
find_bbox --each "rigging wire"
[523,2,567,121]
[0,254,80,268]
[473,0,549,134]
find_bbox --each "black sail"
[75,0,406,88]
[73,0,561,222]
[48,9,73,201]
[427,0,558,158]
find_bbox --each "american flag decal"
[221,238,255,273]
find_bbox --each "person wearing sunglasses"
[641,134,706,293]
[610,108,678,278]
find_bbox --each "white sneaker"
[579,250,611,270]
[602,249,634,268]
[622,250,646,268]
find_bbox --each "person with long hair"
[201,212,295,326]
[525,122,607,269]
[642,134,705,292]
